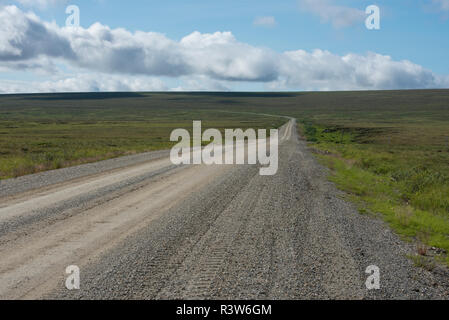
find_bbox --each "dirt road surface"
[0,120,447,300]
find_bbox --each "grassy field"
[0,92,285,179]
[1,90,448,266]
[285,90,449,267]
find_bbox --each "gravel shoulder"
[0,150,170,198]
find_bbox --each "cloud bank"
[0,5,448,93]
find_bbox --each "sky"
[0,0,448,93]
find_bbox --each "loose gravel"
[47,121,448,300]
[0,150,170,198]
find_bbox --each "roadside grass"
[299,122,449,266]
[0,119,283,179]
[408,254,437,272]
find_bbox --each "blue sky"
[0,0,448,92]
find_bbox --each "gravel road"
[0,119,447,300]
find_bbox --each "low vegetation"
[299,117,449,266]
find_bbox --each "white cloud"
[253,16,276,27]
[0,73,167,93]
[0,0,68,8]
[0,6,75,62]
[0,5,448,93]
[275,50,449,91]
[298,0,365,28]
[179,31,279,81]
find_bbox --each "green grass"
[408,254,437,272]
[299,122,449,266]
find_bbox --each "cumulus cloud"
[0,6,279,81]
[180,31,279,81]
[0,5,448,93]
[65,23,189,77]
[0,6,75,63]
[298,0,365,28]
[253,16,277,27]
[275,50,449,90]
